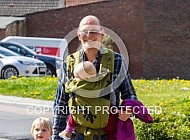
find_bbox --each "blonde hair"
[31,117,53,136]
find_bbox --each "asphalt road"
[0,95,53,140]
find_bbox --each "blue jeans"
[71,132,107,140]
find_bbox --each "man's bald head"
[79,15,101,28]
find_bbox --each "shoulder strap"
[66,51,80,79]
[100,47,114,74]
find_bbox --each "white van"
[2,36,68,60]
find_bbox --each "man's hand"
[118,108,132,121]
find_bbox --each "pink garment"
[66,112,117,140]
[116,99,154,140]
[64,114,77,133]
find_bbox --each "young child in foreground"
[31,117,52,140]
[59,61,116,140]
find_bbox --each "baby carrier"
[65,47,114,139]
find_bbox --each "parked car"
[0,41,62,76]
[0,47,46,79]
[2,36,68,59]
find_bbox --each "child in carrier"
[59,61,117,140]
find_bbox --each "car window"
[1,43,36,56]
[1,44,21,54]
[0,48,19,56]
[0,54,3,58]
[20,48,27,55]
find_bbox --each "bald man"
[52,15,137,140]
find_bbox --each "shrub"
[134,98,190,140]
[102,34,114,50]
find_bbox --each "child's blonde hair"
[31,117,53,136]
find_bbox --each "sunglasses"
[79,29,102,36]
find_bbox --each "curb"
[0,94,53,107]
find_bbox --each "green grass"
[0,77,190,103]
[132,79,190,140]
[0,76,58,100]
[0,77,189,139]
[132,78,190,106]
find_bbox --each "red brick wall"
[0,25,17,40]
[0,29,5,40]
[144,0,190,79]
[26,0,190,79]
[26,0,144,78]
[0,20,26,40]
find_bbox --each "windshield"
[0,47,19,56]
[12,42,37,55]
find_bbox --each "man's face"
[78,24,104,51]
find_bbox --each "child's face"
[33,122,51,140]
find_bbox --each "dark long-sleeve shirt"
[52,50,137,140]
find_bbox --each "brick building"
[0,0,190,79]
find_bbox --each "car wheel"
[46,65,56,77]
[2,66,19,79]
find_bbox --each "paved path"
[0,94,53,107]
[0,94,53,140]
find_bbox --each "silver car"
[0,47,46,79]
